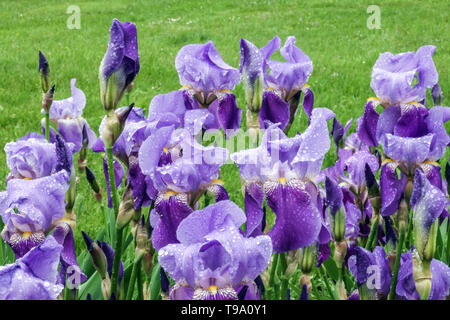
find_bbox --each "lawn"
[0,0,448,250]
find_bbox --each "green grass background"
[0,0,448,250]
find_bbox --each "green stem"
[110,228,123,298]
[45,111,50,141]
[278,253,289,300]
[268,254,280,299]
[388,227,406,300]
[137,266,144,300]
[106,146,122,299]
[126,256,143,300]
[106,147,120,217]
[365,215,379,250]
[405,209,414,248]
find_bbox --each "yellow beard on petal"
[208,285,218,295]
[22,232,32,240]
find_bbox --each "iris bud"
[38,51,50,93]
[116,185,135,230]
[42,85,55,113]
[431,83,443,106]
[412,250,432,300]
[102,103,134,148]
[284,249,300,278]
[82,231,108,280]
[85,167,103,204]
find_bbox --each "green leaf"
[78,271,103,300]
[150,263,161,300]
[323,258,339,281]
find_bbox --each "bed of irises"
[0,18,449,300]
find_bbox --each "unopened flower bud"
[101,277,112,300]
[42,85,55,113]
[299,274,312,294]
[431,83,443,106]
[135,215,148,258]
[412,250,432,300]
[82,231,108,280]
[284,250,300,278]
[116,185,136,230]
[78,125,89,173]
[331,118,344,149]
[38,51,50,93]
[102,103,134,148]
[300,245,315,275]
[333,241,348,269]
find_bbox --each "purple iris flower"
[42,78,97,153]
[358,52,449,215]
[0,169,69,257]
[410,169,447,261]
[158,200,272,300]
[396,249,450,300]
[4,132,57,181]
[370,45,438,107]
[231,108,335,252]
[348,246,392,299]
[139,126,228,250]
[174,41,242,136]
[0,235,64,300]
[93,106,180,209]
[240,36,314,130]
[99,19,139,110]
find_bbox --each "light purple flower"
[158,200,272,300]
[0,236,64,300]
[43,78,97,153]
[265,36,313,102]
[371,45,438,106]
[241,36,314,130]
[0,170,69,257]
[4,132,57,181]
[174,41,242,136]
[175,41,240,102]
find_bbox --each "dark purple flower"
[0,236,64,300]
[52,223,87,287]
[371,45,438,106]
[139,126,228,250]
[231,108,335,252]
[99,19,139,110]
[43,79,97,153]
[348,246,392,299]
[158,200,272,300]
